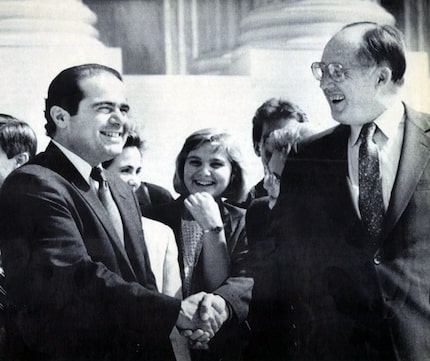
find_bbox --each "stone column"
[190,0,428,127]
[191,0,394,74]
[0,0,122,149]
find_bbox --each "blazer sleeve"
[0,171,181,352]
[213,205,254,323]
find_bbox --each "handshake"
[176,291,230,349]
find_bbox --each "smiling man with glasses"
[251,22,430,361]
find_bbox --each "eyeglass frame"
[311,62,370,82]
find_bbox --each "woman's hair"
[173,128,247,202]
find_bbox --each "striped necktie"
[358,122,385,241]
[91,167,124,246]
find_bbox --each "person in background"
[148,128,253,361]
[244,116,319,361]
[103,131,191,361]
[120,134,174,216]
[0,64,218,361]
[0,114,37,188]
[254,22,430,361]
[0,114,37,360]
[242,98,309,208]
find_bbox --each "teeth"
[195,180,213,186]
[328,94,344,102]
[102,131,121,138]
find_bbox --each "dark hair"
[0,114,37,159]
[173,128,247,202]
[342,22,406,84]
[44,63,123,137]
[102,130,145,169]
[252,98,308,153]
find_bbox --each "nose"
[199,164,211,176]
[109,107,127,128]
[127,176,139,189]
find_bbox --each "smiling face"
[320,27,385,125]
[57,73,130,166]
[183,142,232,198]
[107,146,142,191]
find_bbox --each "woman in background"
[149,128,253,361]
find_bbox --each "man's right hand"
[176,292,214,339]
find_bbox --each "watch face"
[212,226,223,233]
[204,226,223,234]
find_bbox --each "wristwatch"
[203,226,224,234]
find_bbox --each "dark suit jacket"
[252,105,430,361]
[149,198,253,359]
[135,182,173,217]
[149,197,253,323]
[0,143,181,361]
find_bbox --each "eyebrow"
[92,101,130,111]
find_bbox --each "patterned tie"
[91,167,124,246]
[358,123,385,241]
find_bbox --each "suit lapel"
[382,107,430,239]
[107,174,152,284]
[43,143,137,279]
[75,182,137,278]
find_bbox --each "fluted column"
[0,0,102,46]
[0,0,122,150]
[191,0,394,74]
[238,0,394,50]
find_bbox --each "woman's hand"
[184,192,223,230]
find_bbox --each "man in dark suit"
[252,22,430,360]
[0,64,216,361]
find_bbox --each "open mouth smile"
[100,131,122,138]
[194,180,215,186]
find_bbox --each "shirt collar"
[51,140,94,185]
[350,101,405,147]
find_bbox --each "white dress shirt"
[347,101,405,217]
[52,140,93,185]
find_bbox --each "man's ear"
[377,66,392,86]
[50,106,70,129]
[13,152,30,169]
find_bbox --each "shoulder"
[144,198,182,228]
[222,201,246,218]
[221,201,246,230]
[143,182,173,201]
[247,197,270,218]
[404,104,430,131]
[295,124,349,159]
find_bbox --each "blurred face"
[0,148,15,188]
[107,146,142,191]
[319,28,383,125]
[59,73,130,166]
[184,142,232,198]
[260,117,298,168]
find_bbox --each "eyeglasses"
[311,62,366,82]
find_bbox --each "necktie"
[91,167,124,246]
[358,123,385,241]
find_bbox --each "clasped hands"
[176,291,230,349]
